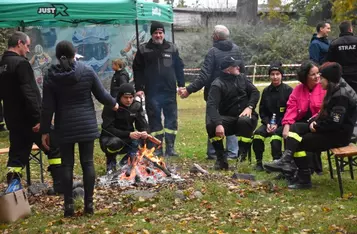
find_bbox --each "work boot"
[106,154,117,172]
[214,151,228,170]
[47,165,64,195]
[264,150,295,172]
[165,133,179,157]
[64,204,75,217]
[288,168,312,189]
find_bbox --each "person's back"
[327,21,357,91]
[0,49,41,130]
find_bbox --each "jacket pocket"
[162,53,173,67]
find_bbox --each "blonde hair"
[112,58,126,69]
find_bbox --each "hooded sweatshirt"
[41,61,115,143]
[186,39,243,100]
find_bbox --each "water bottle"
[270,113,277,126]
[5,178,22,194]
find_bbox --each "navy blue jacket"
[309,33,330,65]
[41,61,116,144]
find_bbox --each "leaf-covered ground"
[1,89,357,234]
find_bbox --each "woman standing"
[265,62,357,188]
[41,41,118,217]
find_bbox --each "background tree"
[236,0,258,24]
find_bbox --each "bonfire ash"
[99,135,184,187]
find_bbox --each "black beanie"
[320,62,342,83]
[268,62,284,76]
[117,83,135,99]
[150,21,165,35]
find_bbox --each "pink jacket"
[282,83,326,125]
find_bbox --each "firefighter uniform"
[133,24,184,156]
[252,82,293,166]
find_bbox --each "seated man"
[100,83,148,173]
[206,56,260,170]
[252,62,293,171]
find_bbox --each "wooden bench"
[0,144,44,185]
[327,143,357,197]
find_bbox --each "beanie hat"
[320,62,342,83]
[117,83,135,99]
[150,21,165,35]
[220,56,244,71]
[268,62,284,76]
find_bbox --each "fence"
[184,63,301,84]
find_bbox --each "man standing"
[327,20,357,142]
[206,56,259,170]
[133,22,185,157]
[179,25,242,160]
[309,21,331,65]
[0,31,62,194]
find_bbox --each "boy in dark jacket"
[110,58,129,98]
[100,83,149,173]
[252,63,293,171]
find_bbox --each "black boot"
[165,133,179,157]
[106,154,117,172]
[214,151,229,170]
[288,169,312,189]
[84,202,94,215]
[255,161,264,171]
[64,204,75,217]
[264,150,295,172]
[47,165,64,195]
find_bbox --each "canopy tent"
[0,0,173,28]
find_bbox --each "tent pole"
[171,23,175,43]
[135,20,140,50]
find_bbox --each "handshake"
[177,87,190,99]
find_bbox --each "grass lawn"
[0,87,357,234]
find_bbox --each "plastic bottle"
[270,113,277,126]
[5,178,22,193]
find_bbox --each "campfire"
[99,135,184,187]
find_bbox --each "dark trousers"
[287,123,349,170]
[0,100,4,127]
[146,93,177,137]
[60,141,95,206]
[206,115,257,155]
[99,135,139,165]
[7,127,61,173]
[252,125,283,162]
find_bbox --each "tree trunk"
[236,0,258,25]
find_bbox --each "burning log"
[143,155,171,177]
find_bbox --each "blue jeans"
[207,135,238,157]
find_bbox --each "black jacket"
[315,79,357,143]
[101,100,148,138]
[110,69,129,98]
[327,32,357,88]
[133,39,185,96]
[0,51,41,130]
[186,40,243,101]
[259,83,293,126]
[41,61,116,144]
[206,72,260,126]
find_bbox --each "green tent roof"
[0,0,173,27]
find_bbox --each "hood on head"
[48,61,84,86]
[213,40,233,51]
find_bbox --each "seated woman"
[265,61,326,177]
[265,62,357,189]
[252,62,293,171]
[100,83,148,173]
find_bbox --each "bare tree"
[236,0,258,25]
